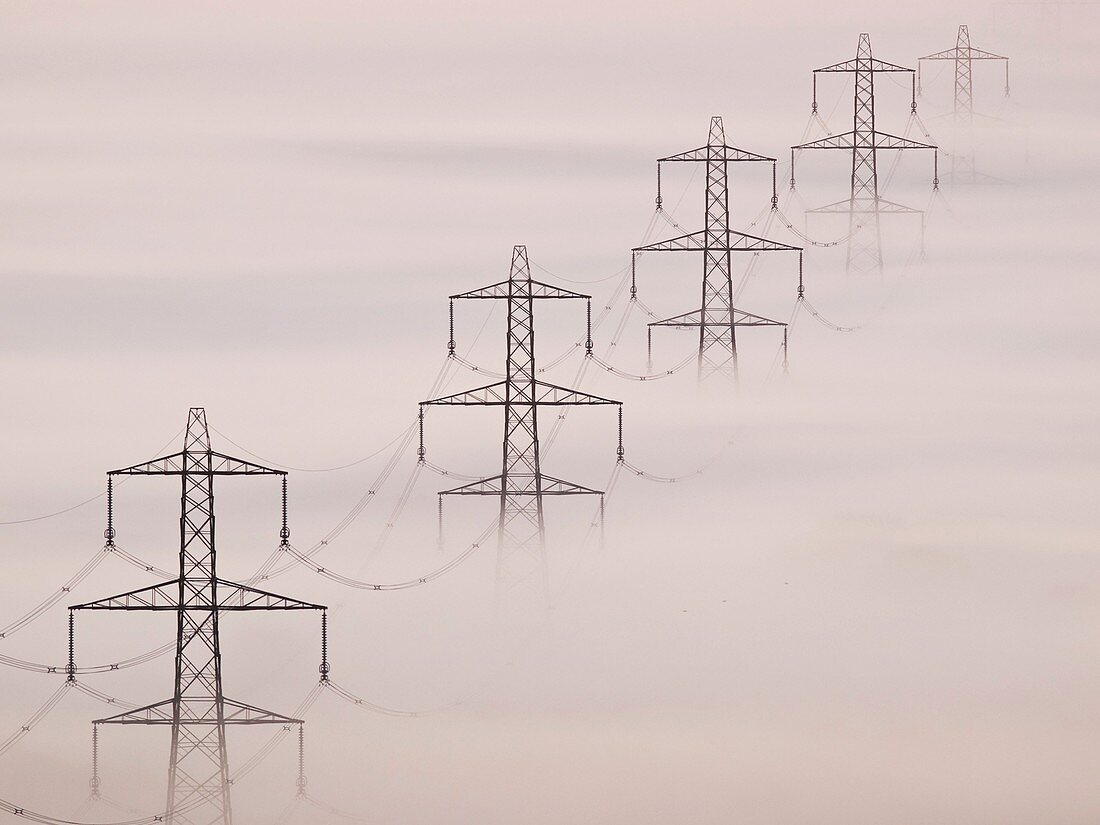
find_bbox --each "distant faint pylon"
[918,25,1010,184]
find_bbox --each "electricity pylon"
[918,25,1010,120]
[790,33,939,274]
[70,408,327,825]
[632,116,802,381]
[918,25,1010,184]
[420,245,622,603]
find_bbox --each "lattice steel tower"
[70,408,327,825]
[632,116,802,381]
[420,246,622,602]
[790,33,939,274]
[918,25,1010,121]
[918,25,1010,184]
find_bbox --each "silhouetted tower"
[70,408,327,825]
[919,25,1010,120]
[632,116,801,380]
[791,33,939,273]
[420,246,622,601]
[918,25,1011,184]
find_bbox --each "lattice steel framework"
[919,25,1009,121]
[791,33,939,274]
[632,116,801,381]
[421,246,622,602]
[918,25,1011,184]
[70,408,326,825]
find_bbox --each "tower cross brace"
[70,408,326,825]
[420,246,622,603]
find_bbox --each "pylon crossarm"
[213,580,326,611]
[869,57,913,72]
[634,229,800,253]
[538,476,605,495]
[815,57,912,73]
[920,47,963,60]
[94,697,175,724]
[221,698,304,725]
[438,474,603,496]
[70,578,325,610]
[793,130,859,150]
[814,58,860,72]
[920,47,1006,61]
[967,48,1008,60]
[452,279,589,301]
[110,451,282,476]
[439,475,504,495]
[421,381,508,405]
[648,308,705,327]
[808,197,922,215]
[873,198,925,215]
[649,307,784,328]
[532,381,620,405]
[95,698,303,726]
[873,131,937,150]
[207,452,285,475]
[70,579,182,610]
[659,145,775,163]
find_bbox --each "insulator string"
[319,611,330,683]
[280,476,290,545]
[66,611,76,683]
[417,406,426,463]
[104,477,115,546]
[616,406,624,463]
[296,724,307,797]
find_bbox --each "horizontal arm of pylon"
[808,197,922,215]
[109,451,283,476]
[648,308,785,328]
[533,380,620,405]
[874,198,925,214]
[873,131,937,150]
[438,474,603,496]
[540,476,604,495]
[634,229,800,253]
[421,381,508,405]
[658,145,775,163]
[451,279,590,300]
[967,47,1008,60]
[814,56,911,73]
[920,46,1006,61]
[211,579,326,610]
[792,130,858,150]
[71,578,325,610]
[95,697,304,725]
[919,47,963,60]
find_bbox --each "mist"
[1,1,1098,823]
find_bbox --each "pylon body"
[71,408,326,825]
[792,33,938,274]
[633,117,799,381]
[918,26,1010,184]
[422,247,620,604]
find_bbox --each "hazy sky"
[1,2,1098,823]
